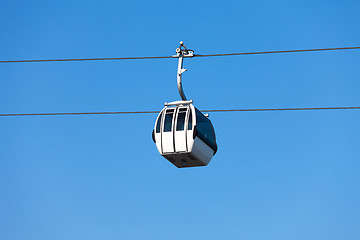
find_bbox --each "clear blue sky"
[1,0,360,239]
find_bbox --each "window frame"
[163,109,175,132]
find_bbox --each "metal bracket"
[171,41,194,101]
[164,100,193,106]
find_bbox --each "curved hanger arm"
[177,54,187,101]
[173,41,194,101]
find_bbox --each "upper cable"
[1,46,359,64]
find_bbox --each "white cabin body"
[152,101,217,168]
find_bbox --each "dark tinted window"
[164,109,174,132]
[188,111,192,130]
[155,112,163,133]
[176,109,187,131]
[195,108,216,150]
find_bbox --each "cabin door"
[162,108,175,153]
[174,107,188,152]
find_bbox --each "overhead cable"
[1,106,359,117]
[1,46,359,64]
[0,56,171,63]
[195,46,360,58]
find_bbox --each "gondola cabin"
[152,100,217,168]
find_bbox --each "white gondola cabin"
[152,41,218,168]
[152,100,217,168]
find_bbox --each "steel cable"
[1,46,359,63]
[1,106,360,117]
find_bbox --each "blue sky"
[1,0,360,239]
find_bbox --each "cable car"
[152,100,217,168]
[152,42,218,168]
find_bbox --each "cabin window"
[156,112,163,133]
[164,109,174,132]
[188,111,192,130]
[176,109,187,131]
[195,108,216,150]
